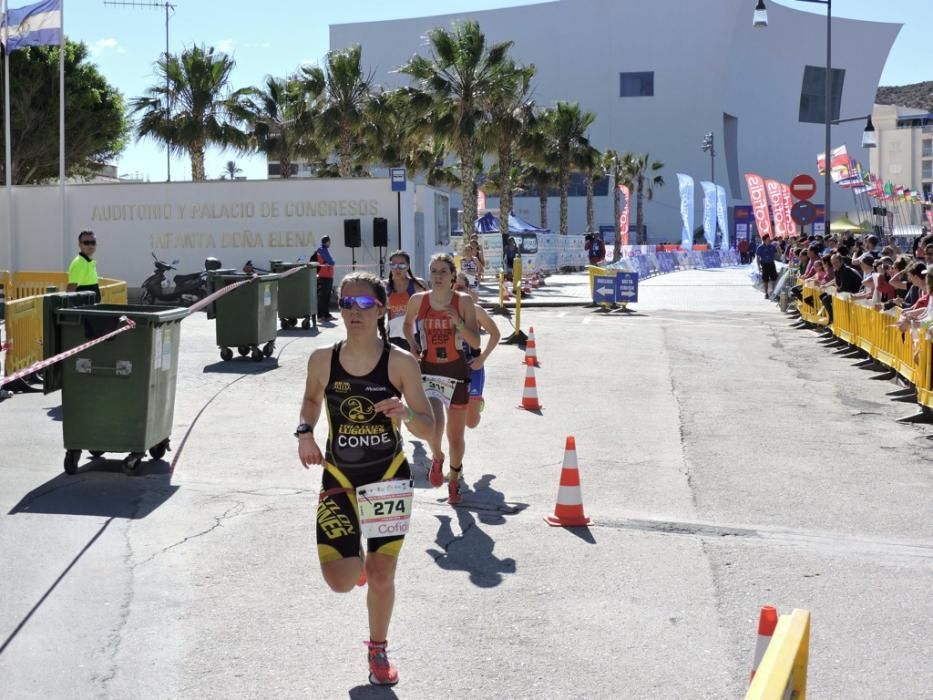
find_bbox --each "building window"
[523,173,609,198]
[923,139,933,158]
[620,72,654,97]
[922,160,932,180]
[798,65,845,124]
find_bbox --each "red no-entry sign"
[790,174,817,201]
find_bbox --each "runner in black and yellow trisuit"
[298,272,433,687]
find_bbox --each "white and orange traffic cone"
[545,436,591,527]
[517,357,542,411]
[523,326,540,367]
[750,605,779,683]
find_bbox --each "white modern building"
[331,0,900,241]
[870,104,933,225]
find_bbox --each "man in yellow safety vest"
[66,230,100,302]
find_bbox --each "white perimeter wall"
[0,178,455,285]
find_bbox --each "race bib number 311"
[422,374,458,406]
[356,479,414,539]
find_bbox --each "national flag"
[883,182,894,200]
[2,0,61,52]
[829,145,850,183]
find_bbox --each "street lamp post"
[754,0,833,238]
[701,132,715,183]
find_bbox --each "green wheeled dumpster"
[54,303,187,475]
[269,260,318,330]
[207,270,280,362]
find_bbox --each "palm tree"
[483,60,536,239]
[397,20,514,234]
[619,152,664,245]
[301,45,375,178]
[576,145,604,234]
[220,160,242,179]
[239,74,310,178]
[516,107,559,229]
[548,101,595,235]
[131,44,249,181]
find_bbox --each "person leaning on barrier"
[896,269,933,331]
[66,230,101,302]
[899,262,927,309]
[820,253,862,324]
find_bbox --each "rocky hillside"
[876,82,933,112]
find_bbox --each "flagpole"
[3,0,12,274]
[59,0,67,269]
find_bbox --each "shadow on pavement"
[425,474,524,587]
[276,327,320,338]
[201,358,280,374]
[559,525,597,544]
[8,458,178,519]
[407,440,431,489]
[44,404,63,422]
[348,685,399,699]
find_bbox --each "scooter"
[140,252,214,306]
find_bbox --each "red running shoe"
[367,642,399,686]
[428,455,444,488]
[448,469,463,505]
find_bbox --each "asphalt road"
[1,267,931,699]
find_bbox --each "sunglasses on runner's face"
[389,262,409,270]
[338,295,383,310]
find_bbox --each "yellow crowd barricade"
[807,290,933,415]
[745,608,811,700]
[796,283,828,326]
[916,327,933,410]
[2,271,127,377]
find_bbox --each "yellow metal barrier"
[2,271,127,376]
[916,328,933,409]
[745,608,811,700]
[3,294,44,375]
[795,283,828,326]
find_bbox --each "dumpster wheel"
[281,317,296,330]
[149,439,170,461]
[302,317,312,330]
[219,347,233,362]
[250,346,263,362]
[64,449,81,475]
[123,453,143,475]
[237,345,250,356]
[262,341,275,357]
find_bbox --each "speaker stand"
[379,248,385,278]
[351,248,357,272]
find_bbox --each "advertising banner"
[765,179,789,239]
[716,185,729,249]
[618,184,631,246]
[744,173,773,240]
[677,173,695,250]
[733,205,754,245]
[700,181,718,249]
[781,183,797,237]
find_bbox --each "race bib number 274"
[356,479,414,539]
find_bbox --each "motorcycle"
[140,252,216,306]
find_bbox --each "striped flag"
[2,0,61,52]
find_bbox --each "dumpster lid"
[55,303,189,324]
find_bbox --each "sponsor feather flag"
[700,181,718,247]
[618,184,630,246]
[764,179,788,239]
[716,185,729,249]
[744,173,773,240]
[676,173,695,250]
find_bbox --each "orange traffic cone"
[545,436,591,527]
[524,326,540,367]
[750,605,779,683]
[517,357,542,411]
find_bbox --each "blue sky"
[59,0,930,182]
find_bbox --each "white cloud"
[215,38,236,53]
[90,38,125,55]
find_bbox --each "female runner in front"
[384,250,427,351]
[453,272,500,429]
[403,253,480,504]
[298,271,434,686]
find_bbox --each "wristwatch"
[294,423,313,438]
